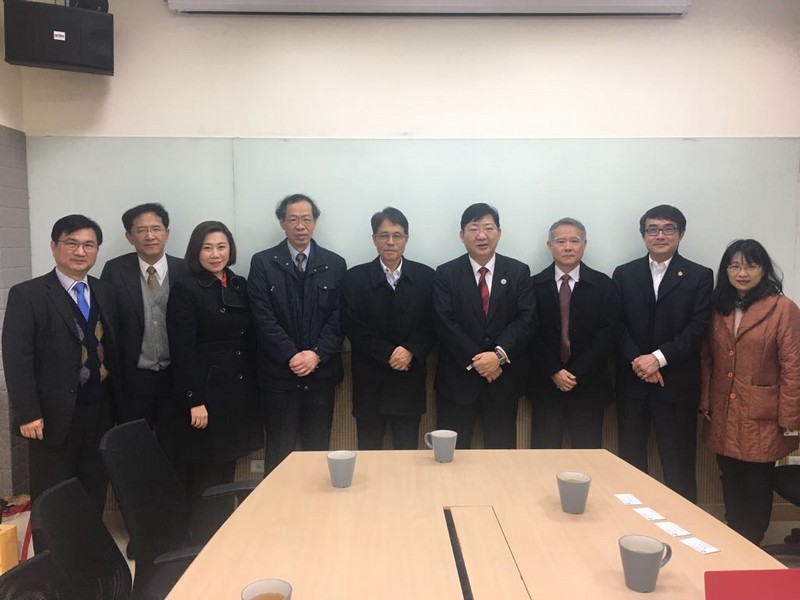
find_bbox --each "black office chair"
[31,478,188,600]
[762,465,800,558]
[99,420,257,586]
[0,550,77,600]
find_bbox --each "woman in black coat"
[167,221,261,540]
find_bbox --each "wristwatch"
[494,349,507,365]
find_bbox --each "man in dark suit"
[433,203,535,449]
[613,205,713,502]
[249,193,346,472]
[2,214,120,512]
[342,207,436,450]
[528,217,620,449]
[100,203,188,466]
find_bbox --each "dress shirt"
[138,253,168,284]
[55,268,90,310]
[649,255,673,368]
[288,241,312,267]
[554,264,580,291]
[381,258,403,289]
[468,254,497,294]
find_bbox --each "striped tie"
[478,267,489,316]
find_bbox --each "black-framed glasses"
[644,225,678,237]
[373,232,408,242]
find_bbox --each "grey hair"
[548,217,586,242]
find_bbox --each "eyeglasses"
[284,216,314,227]
[132,226,166,236]
[373,232,408,242]
[464,224,498,236]
[552,237,584,246]
[58,239,98,252]
[644,225,679,237]
[727,263,762,273]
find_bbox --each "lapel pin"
[678,271,684,277]
[501,278,507,285]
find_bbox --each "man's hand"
[190,405,208,429]
[389,346,412,371]
[290,350,321,377]
[551,369,578,392]
[471,351,501,378]
[631,354,660,379]
[20,418,44,440]
[484,365,503,383]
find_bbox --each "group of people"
[3,196,799,548]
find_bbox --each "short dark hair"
[184,221,237,273]
[638,205,686,236]
[370,207,409,235]
[121,203,170,232]
[275,193,320,221]
[713,239,783,315]
[50,214,103,246]
[460,203,500,230]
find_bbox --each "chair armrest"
[153,545,202,567]
[201,479,259,504]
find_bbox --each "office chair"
[0,550,77,600]
[762,464,800,558]
[99,420,257,586]
[31,478,188,600]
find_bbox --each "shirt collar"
[649,256,673,273]
[138,254,168,281]
[288,240,312,265]
[380,258,402,278]
[55,267,88,293]
[554,263,581,283]
[468,254,496,276]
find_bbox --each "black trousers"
[356,415,421,450]
[716,454,775,545]
[617,394,698,503]
[184,461,236,545]
[130,367,181,467]
[436,386,519,449]
[531,403,604,449]
[29,399,111,514]
[260,388,335,473]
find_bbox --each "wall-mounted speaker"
[4,0,114,76]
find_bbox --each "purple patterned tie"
[478,267,489,316]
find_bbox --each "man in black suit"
[2,215,120,512]
[433,203,535,449]
[528,218,620,449]
[100,203,188,466]
[342,207,436,450]
[249,194,346,472]
[613,205,713,502]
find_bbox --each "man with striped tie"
[2,214,121,512]
[432,203,536,449]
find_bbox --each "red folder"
[705,569,800,599]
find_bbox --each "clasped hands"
[290,350,321,377]
[631,354,664,387]
[389,346,413,372]
[472,351,503,383]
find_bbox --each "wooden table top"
[165,449,782,599]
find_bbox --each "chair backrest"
[99,420,190,567]
[31,479,132,600]
[773,465,800,505]
[0,550,78,600]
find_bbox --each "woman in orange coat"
[700,239,800,545]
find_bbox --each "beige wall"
[0,10,23,131]
[15,0,800,138]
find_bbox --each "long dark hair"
[713,239,782,315]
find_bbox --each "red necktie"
[560,274,572,364]
[478,267,489,316]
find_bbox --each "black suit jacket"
[433,253,535,406]
[613,253,713,404]
[528,262,620,409]
[100,253,188,420]
[1,270,121,445]
[342,256,436,418]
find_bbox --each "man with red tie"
[432,203,536,449]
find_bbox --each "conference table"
[165,449,783,599]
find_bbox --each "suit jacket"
[100,252,189,420]
[342,256,436,418]
[1,269,121,445]
[248,239,346,391]
[613,253,713,404]
[433,253,535,406]
[528,262,620,409]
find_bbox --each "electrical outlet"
[250,459,265,473]
[787,456,800,466]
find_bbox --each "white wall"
[18,0,800,138]
[0,10,23,131]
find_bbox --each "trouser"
[356,415,421,450]
[131,367,182,469]
[436,386,518,449]
[260,388,335,473]
[716,454,775,545]
[531,403,604,449]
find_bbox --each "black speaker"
[4,0,113,76]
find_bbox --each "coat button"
[730,393,736,399]
[728,350,735,356]
[234,350,241,356]
[239,329,245,335]
[186,390,194,397]
[727,372,733,378]
[220,307,226,313]
[69,387,76,394]
[238,374,244,380]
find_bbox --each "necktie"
[559,274,572,364]
[478,267,489,316]
[296,252,306,273]
[74,281,90,321]
[146,265,161,293]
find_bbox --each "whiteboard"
[27,137,800,298]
